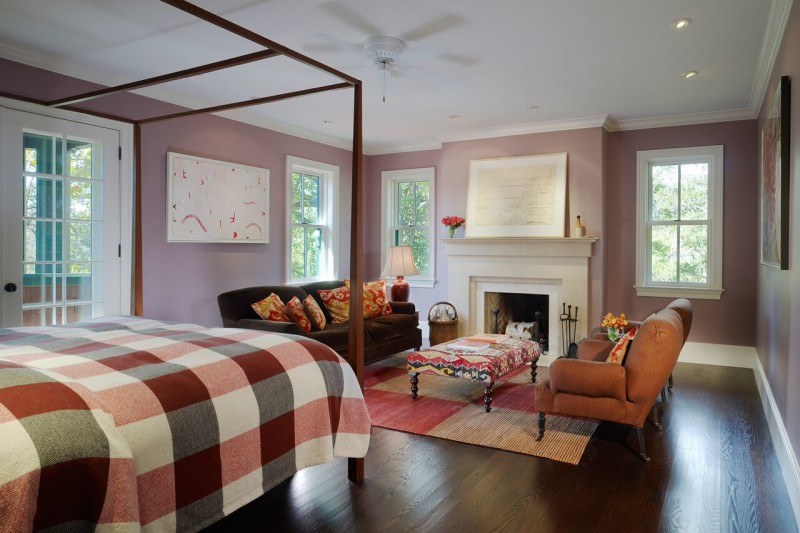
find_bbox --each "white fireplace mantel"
[443,237,598,356]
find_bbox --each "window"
[635,146,723,299]
[286,156,338,283]
[381,167,435,287]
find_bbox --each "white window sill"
[634,285,724,300]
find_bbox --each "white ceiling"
[0,0,789,154]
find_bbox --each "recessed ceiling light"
[672,18,691,30]
[448,114,460,120]
[527,105,540,111]
[322,120,334,124]
[682,70,698,79]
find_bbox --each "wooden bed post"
[348,82,365,483]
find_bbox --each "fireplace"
[443,237,597,358]
[484,292,548,350]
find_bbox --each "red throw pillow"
[251,293,291,322]
[606,326,637,364]
[286,296,312,333]
[303,295,327,331]
[317,286,351,324]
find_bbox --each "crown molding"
[749,0,794,117]
[366,140,442,156]
[0,42,122,87]
[440,115,609,144]
[605,108,756,132]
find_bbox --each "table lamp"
[382,246,418,302]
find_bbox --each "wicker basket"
[428,301,458,346]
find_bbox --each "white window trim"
[635,145,724,300]
[285,155,339,284]
[381,167,436,288]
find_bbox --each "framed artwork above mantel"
[465,153,567,238]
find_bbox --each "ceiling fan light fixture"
[363,36,406,64]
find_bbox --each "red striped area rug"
[364,353,598,465]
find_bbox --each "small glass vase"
[448,226,457,238]
[607,326,623,342]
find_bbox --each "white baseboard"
[678,341,758,368]
[753,354,800,528]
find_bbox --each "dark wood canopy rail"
[0,0,366,481]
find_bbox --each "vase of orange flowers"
[442,216,465,238]
[601,312,628,341]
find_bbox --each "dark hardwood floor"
[205,362,797,532]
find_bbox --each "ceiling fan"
[303,2,477,100]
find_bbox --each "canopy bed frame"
[0,0,367,482]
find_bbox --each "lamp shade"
[381,246,419,277]
[382,246,418,302]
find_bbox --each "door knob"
[4,282,17,293]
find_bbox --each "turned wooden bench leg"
[484,381,495,412]
[410,372,419,399]
[530,359,538,383]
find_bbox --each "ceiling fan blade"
[319,1,383,36]
[400,14,467,42]
[437,53,480,67]
[302,32,362,54]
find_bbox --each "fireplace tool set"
[560,303,578,357]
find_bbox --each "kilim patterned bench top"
[407,336,541,412]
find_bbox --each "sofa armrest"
[576,339,614,362]
[233,318,302,335]
[549,358,627,401]
[388,302,416,315]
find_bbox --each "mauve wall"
[0,58,353,327]
[757,0,800,464]
[366,128,605,325]
[605,120,759,346]
[139,118,352,326]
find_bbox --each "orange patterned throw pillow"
[286,296,312,333]
[303,295,327,331]
[317,286,351,323]
[344,279,393,318]
[606,326,637,364]
[363,282,392,318]
[251,293,291,322]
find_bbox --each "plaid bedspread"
[0,316,371,532]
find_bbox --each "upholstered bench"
[407,336,541,412]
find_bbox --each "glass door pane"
[20,131,104,326]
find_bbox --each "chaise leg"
[484,382,494,412]
[668,373,674,391]
[410,372,419,400]
[636,427,651,463]
[651,404,663,431]
[661,386,667,405]
[536,412,545,441]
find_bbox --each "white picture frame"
[465,153,567,238]
[167,152,269,243]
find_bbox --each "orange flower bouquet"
[601,312,628,341]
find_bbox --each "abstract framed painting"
[167,152,269,243]
[760,75,791,269]
[465,153,567,238]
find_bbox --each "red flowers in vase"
[442,216,466,238]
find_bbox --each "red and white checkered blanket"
[0,316,371,532]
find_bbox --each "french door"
[1,108,122,327]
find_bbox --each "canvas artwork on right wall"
[760,75,791,270]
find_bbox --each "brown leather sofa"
[217,280,422,365]
[535,306,684,462]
